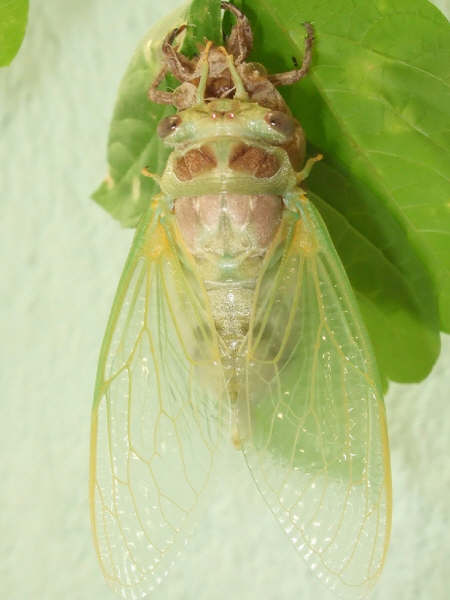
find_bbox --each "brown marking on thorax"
[229,143,280,178]
[174,145,217,181]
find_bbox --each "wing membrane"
[90,206,229,598]
[238,192,391,598]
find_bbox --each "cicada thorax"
[149,4,314,378]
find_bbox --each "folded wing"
[89,206,229,598]
[238,192,392,598]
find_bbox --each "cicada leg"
[268,23,315,86]
[296,153,323,184]
[221,1,253,64]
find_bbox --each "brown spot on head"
[264,111,295,139]
[174,145,217,181]
[229,143,280,178]
[157,114,182,138]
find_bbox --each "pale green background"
[1,1,449,599]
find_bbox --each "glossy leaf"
[241,0,449,341]
[309,177,439,383]
[92,0,449,383]
[0,0,29,67]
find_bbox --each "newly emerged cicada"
[90,3,391,598]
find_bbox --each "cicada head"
[148,2,313,171]
[157,100,294,146]
[156,97,306,197]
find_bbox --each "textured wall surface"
[1,1,449,599]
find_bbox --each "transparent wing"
[89,205,229,599]
[238,192,392,598]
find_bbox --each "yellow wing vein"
[240,196,391,597]
[91,211,229,597]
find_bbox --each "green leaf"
[241,0,449,344]
[310,187,439,383]
[92,0,223,227]
[92,4,186,226]
[93,0,449,382]
[0,0,29,67]
[182,0,222,56]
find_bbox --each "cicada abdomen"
[90,3,391,599]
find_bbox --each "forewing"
[90,207,228,598]
[238,193,391,598]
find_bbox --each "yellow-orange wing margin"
[238,191,392,598]
[89,204,228,599]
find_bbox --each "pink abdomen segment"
[175,193,283,355]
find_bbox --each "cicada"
[89,3,391,598]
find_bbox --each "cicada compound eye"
[264,111,295,139]
[157,114,182,138]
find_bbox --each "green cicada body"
[90,4,391,598]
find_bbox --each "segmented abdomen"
[175,193,282,363]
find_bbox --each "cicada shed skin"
[90,4,391,599]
